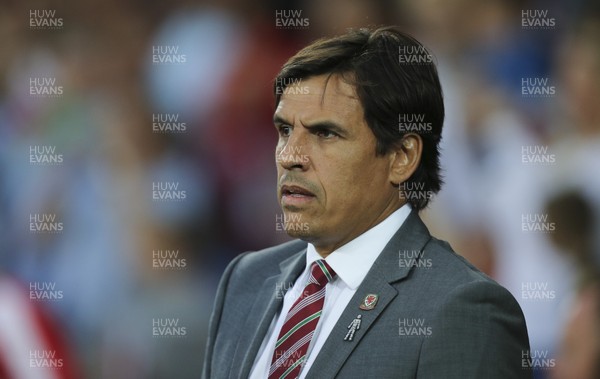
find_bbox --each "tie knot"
[309,259,336,287]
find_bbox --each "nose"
[276,132,310,171]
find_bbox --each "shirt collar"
[305,204,411,290]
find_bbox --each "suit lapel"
[232,249,307,379]
[306,211,432,378]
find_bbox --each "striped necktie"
[268,259,336,379]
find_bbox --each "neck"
[312,201,406,257]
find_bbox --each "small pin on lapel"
[344,315,362,341]
[359,294,379,310]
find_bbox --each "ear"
[388,133,423,186]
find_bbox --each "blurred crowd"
[0,0,598,378]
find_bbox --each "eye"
[278,125,292,137]
[315,129,338,139]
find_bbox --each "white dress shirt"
[249,204,411,379]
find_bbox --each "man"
[203,26,531,379]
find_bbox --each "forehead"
[275,74,364,125]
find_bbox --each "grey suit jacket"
[203,211,532,378]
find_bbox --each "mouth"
[281,184,315,197]
[280,184,316,205]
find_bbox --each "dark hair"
[273,26,445,210]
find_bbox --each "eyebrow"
[273,114,348,137]
[273,114,290,126]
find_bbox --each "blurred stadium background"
[0,0,599,378]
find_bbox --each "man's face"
[274,74,402,255]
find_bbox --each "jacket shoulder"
[422,236,499,287]
[417,236,526,314]
[225,239,307,285]
[237,239,307,269]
